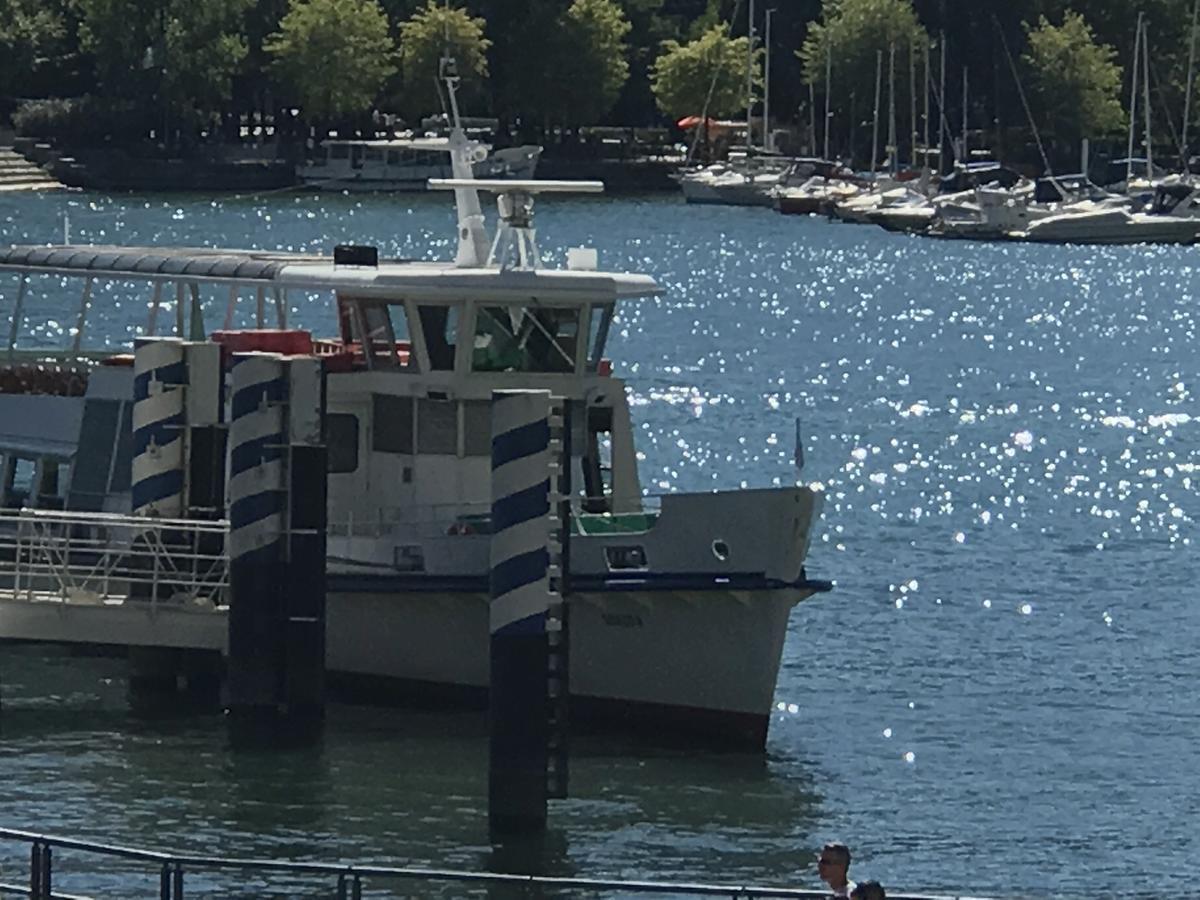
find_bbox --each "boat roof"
[319,137,454,149]
[0,244,661,301]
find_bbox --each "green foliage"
[0,0,65,100]
[1022,10,1125,146]
[650,25,757,120]
[397,1,490,120]
[551,0,633,125]
[12,96,147,145]
[75,0,250,112]
[265,0,397,123]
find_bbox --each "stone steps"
[0,147,65,191]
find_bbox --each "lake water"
[1,189,1197,898]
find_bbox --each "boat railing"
[0,507,229,609]
[0,826,987,900]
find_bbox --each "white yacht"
[0,102,829,748]
[1016,182,1200,245]
[677,154,791,207]
[298,137,541,191]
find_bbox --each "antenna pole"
[888,43,897,176]
[745,0,755,152]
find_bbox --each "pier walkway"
[0,508,228,651]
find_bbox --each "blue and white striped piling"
[489,389,558,835]
[226,351,326,736]
[226,352,288,717]
[132,338,188,518]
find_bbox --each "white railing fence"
[0,508,229,608]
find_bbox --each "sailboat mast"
[809,82,817,155]
[909,40,918,169]
[939,32,947,173]
[1183,0,1199,171]
[764,8,773,150]
[888,44,897,175]
[961,66,969,166]
[745,0,755,152]
[1127,11,1142,185]
[1143,17,1153,176]
[924,41,931,172]
[871,49,882,175]
[824,44,832,160]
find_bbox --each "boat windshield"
[471,305,579,373]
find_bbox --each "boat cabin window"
[364,147,384,162]
[329,144,350,160]
[346,299,413,370]
[327,413,360,473]
[1,456,36,509]
[418,304,461,370]
[582,405,614,513]
[472,305,580,373]
[587,303,614,371]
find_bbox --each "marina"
[0,188,1197,897]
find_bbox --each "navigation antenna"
[429,179,603,270]
[436,47,490,268]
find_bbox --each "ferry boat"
[298,137,541,191]
[0,89,829,750]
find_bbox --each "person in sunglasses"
[817,842,855,898]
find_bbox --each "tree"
[798,0,929,164]
[650,24,757,121]
[1022,11,1124,152]
[76,0,250,113]
[547,0,632,126]
[265,0,397,124]
[0,0,66,102]
[397,1,490,121]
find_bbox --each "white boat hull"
[326,582,815,746]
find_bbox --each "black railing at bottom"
[0,827,987,899]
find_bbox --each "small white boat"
[677,154,792,207]
[298,137,541,191]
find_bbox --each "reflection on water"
[2,190,1200,896]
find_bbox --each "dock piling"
[488,389,565,836]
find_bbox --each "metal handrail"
[0,827,986,900]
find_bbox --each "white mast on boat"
[823,43,832,160]
[1183,0,1199,172]
[440,54,490,268]
[764,8,774,151]
[938,31,947,173]
[888,43,898,175]
[909,39,918,169]
[1143,17,1154,178]
[961,65,969,165]
[923,40,931,175]
[744,0,755,153]
[871,49,882,175]
[1127,11,1143,186]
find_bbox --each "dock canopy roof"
[0,245,319,282]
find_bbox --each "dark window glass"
[373,394,414,454]
[327,413,359,473]
[418,305,459,370]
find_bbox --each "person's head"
[851,880,886,900]
[817,842,851,888]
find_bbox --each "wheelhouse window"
[348,300,412,370]
[472,305,580,373]
[418,304,461,370]
[587,303,614,371]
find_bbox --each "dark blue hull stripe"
[133,362,187,401]
[230,376,286,419]
[230,432,286,476]
[329,572,834,595]
[132,414,184,456]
